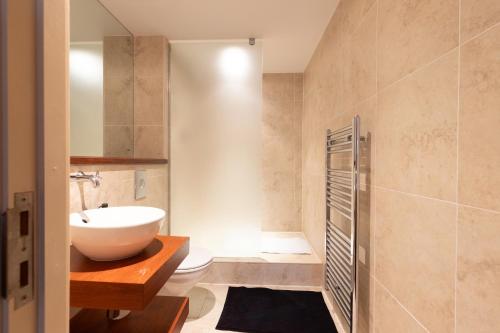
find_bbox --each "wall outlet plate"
[135,170,146,200]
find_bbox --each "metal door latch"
[2,192,34,309]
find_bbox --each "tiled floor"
[180,283,343,333]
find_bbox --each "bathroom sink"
[70,206,165,261]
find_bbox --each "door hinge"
[1,192,34,309]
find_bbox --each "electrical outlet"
[135,170,146,200]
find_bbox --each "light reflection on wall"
[218,47,250,80]
[70,46,103,87]
[170,41,263,257]
[69,43,103,156]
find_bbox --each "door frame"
[0,1,69,332]
[1,0,8,330]
[35,0,46,331]
[37,1,70,332]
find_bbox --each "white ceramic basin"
[70,206,165,261]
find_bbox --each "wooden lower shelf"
[70,296,188,333]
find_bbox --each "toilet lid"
[177,247,213,271]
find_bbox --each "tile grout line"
[372,0,379,331]
[460,20,500,47]
[341,3,379,113]
[300,74,305,234]
[350,0,378,38]
[373,277,430,332]
[374,185,500,216]
[455,0,462,331]
[376,18,500,100]
[459,203,500,215]
[293,74,301,232]
[378,46,459,95]
[374,185,457,206]
[328,91,378,128]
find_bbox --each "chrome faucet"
[79,211,90,223]
[70,170,102,188]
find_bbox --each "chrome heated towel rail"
[325,116,362,332]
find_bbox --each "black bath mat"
[216,287,338,333]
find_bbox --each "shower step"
[201,260,323,287]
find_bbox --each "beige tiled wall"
[133,36,169,159]
[102,35,169,159]
[262,73,303,231]
[69,165,169,234]
[303,0,500,331]
[103,36,134,157]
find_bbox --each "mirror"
[70,0,134,158]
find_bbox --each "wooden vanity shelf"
[70,156,168,165]
[70,236,189,333]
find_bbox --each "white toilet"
[161,246,213,296]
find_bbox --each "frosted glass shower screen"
[170,42,263,257]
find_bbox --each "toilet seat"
[175,246,213,274]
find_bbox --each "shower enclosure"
[170,41,263,257]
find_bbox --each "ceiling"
[71,0,131,42]
[99,0,339,73]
